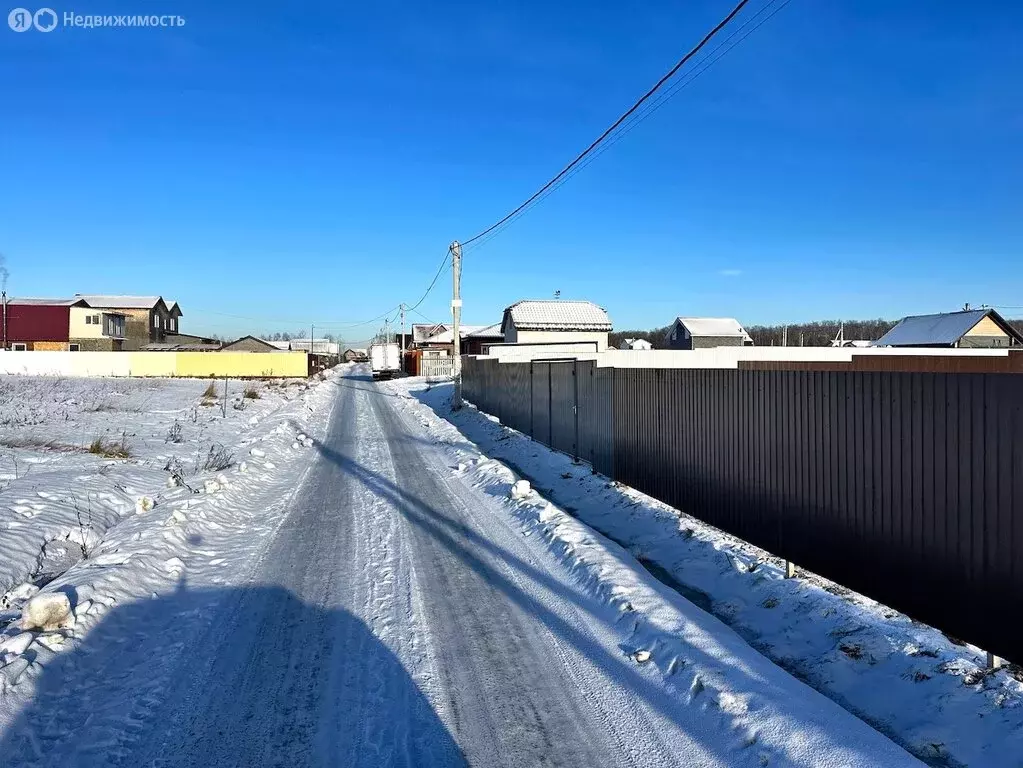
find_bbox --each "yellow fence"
[0,351,309,378]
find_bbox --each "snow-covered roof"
[140,342,220,351]
[265,340,293,350]
[503,300,612,332]
[413,323,448,343]
[675,317,751,341]
[466,323,504,339]
[623,338,652,349]
[75,295,166,310]
[425,324,503,343]
[7,297,86,306]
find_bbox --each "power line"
[405,252,451,313]
[460,0,754,248]
[409,306,441,325]
[462,0,791,255]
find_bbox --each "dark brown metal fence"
[461,356,1023,661]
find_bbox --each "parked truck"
[370,342,401,380]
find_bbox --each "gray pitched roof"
[75,295,167,310]
[426,324,503,343]
[412,323,448,343]
[466,323,504,339]
[503,300,612,332]
[872,309,1021,347]
[8,297,87,306]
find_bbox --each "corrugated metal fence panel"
[549,362,577,457]
[611,368,1023,662]
[531,362,552,446]
[591,366,615,477]
[502,362,532,434]
[575,361,595,465]
[461,357,479,404]
[481,358,500,416]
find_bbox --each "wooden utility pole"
[450,241,463,409]
[400,303,406,369]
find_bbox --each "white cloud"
[718,268,743,277]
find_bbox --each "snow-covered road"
[0,370,921,767]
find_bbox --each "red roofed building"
[3,298,86,351]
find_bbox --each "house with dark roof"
[663,317,753,350]
[872,309,1023,349]
[500,300,612,350]
[74,295,181,350]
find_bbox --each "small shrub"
[839,642,864,660]
[243,386,260,400]
[88,435,131,459]
[164,456,185,486]
[201,382,218,399]
[165,420,184,444]
[201,443,234,472]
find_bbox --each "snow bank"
[0,367,345,714]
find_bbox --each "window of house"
[153,315,159,329]
[85,315,93,325]
[93,314,100,324]
[12,343,27,351]
[170,318,176,332]
[69,343,80,351]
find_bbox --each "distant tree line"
[261,331,338,342]
[609,326,671,350]
[746,319,896,347]
[611,316,1023,349]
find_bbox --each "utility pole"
[450,241,463,409]
[311,324,314,355]
[399,303,406,369]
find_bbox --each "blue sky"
[2,0,1020,343]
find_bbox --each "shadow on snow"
[0,584,465,767]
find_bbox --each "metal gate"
[549,362,577,457]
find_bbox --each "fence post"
[987,652,1004,671]
[785,560,796,579]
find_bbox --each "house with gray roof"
[500,300,612,351]
[74,295,181,350]
[872,309,1023,348]
[663,317,753,350]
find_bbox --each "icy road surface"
[0,371,919,767]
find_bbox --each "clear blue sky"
[2,0,1020,343]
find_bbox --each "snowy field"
[389,377,1022,768]
[0,370,342,718]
